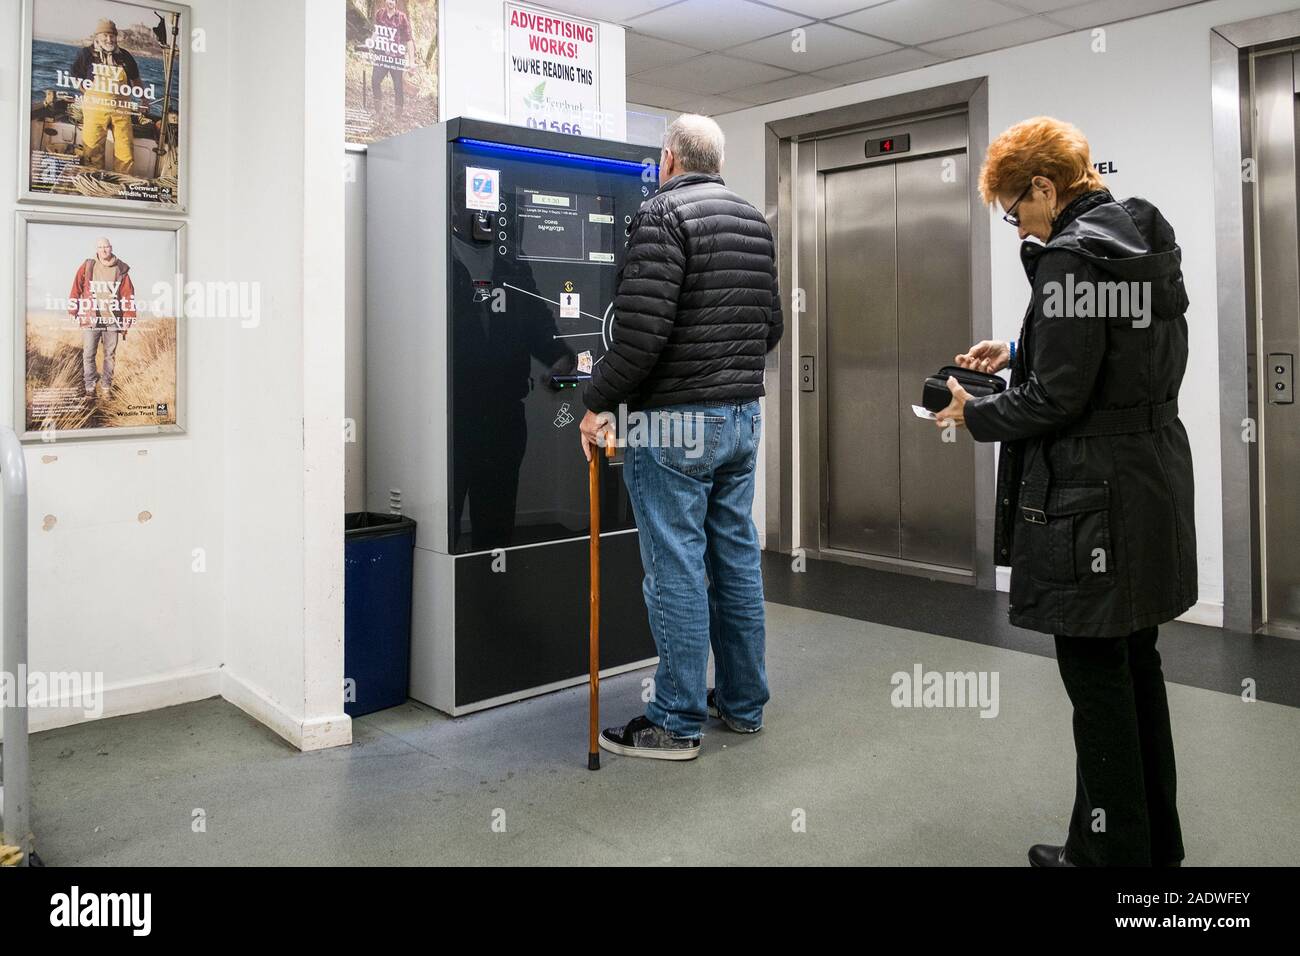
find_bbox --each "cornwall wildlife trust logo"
[524,81,546,111]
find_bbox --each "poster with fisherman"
[20,0,188,211]
[345,0,439,146]
[18,213,184,440]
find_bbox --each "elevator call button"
[1268,352,1294,404]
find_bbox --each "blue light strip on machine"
[457,137,656,175]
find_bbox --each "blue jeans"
[623,400,769,739]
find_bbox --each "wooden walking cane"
[588,436,615,771]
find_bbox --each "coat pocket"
[1029,481,1114,587]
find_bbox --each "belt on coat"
[1019,398,1180,525]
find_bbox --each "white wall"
[217,0,348,750]
[716,0,1300,623]
[1,0,349,749]
[0,0,230,731]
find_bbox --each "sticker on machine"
[560,292,580,318]
[466,167,500,211]
[577,350,593,373]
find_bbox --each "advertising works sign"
[505,2,601,137]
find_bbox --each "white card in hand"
[911,404,937,421]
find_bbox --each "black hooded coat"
[966,190,1198,637]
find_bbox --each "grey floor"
[29,602,1300,865]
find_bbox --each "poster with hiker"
[19,213,183,439]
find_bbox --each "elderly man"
[70,18,142,175]
[579,114,784,760]
[68,236,136,398]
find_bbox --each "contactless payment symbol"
[466,167,499,211]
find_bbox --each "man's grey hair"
[664,114,725,174]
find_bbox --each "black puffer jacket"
[583,172,783,413]
[965,191,1197,638]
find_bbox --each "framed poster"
[19,0,190,212]
[345,0,439,146]
[15,211,185,441]
[504,1,601,136]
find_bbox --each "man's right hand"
[579,410,614,462]
[955,340,1010,374]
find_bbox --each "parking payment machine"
[367,119,658,714]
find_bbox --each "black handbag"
[922,365,1006,413]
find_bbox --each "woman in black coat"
[935,117,1196,867]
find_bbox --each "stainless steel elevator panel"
[895,155,974,567]
[824,164,899,556]
[1252,51,1300,631]
[817,114,974,572]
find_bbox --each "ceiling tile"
[625,31,709,73]
[522,0,681,20]
[633,52,795,94]
[1046,0,1202,30]
[999,0,1088,11]
[727,72,838,104]
[626,78,697,109]
[626,0,809,47]
[670,93,754,116]
[753,0,895,16]
[725,21,898,71]
[919,14,1064,57]
[811,45,942,82]
[831,0,1026,45]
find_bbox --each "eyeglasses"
[1002,181,1034,226]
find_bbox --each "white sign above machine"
[504,2,601,137]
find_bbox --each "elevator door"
[1251,51,1300,631]
[822,150,974,570]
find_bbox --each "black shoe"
[706,689,762,734]
[598,715,699,761]
[1028,844,1075,867]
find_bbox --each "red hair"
[979,116,1105,206]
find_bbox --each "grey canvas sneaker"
[707,689,762,734]
[598,715,700,761]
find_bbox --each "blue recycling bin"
[344,512,416,717]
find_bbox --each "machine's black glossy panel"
[447,135,654,554]
[454,531,655,706]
